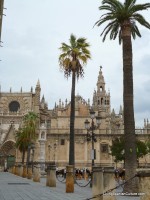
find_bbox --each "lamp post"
[84,109,101,186]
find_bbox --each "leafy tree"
[59,34,91,165]
[95,0,150,192]
[111,137,147,163]
[136,140,147,159]
[145,140,150,153]
[111,137,125,163]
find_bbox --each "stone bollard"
[33,165,40,182]
[103,167,116,200]
[14,165,18,175]
[137,169,150,200]
[92,166,116,200]
[17,165,20,176]
[22,165,27,178]
[46,165,56,187]
[66,165,74,193]
[10,166,13,173]
[12,166,15,174]
[18,164,23,177]
[8,167,12,173]
[27,165,32,179]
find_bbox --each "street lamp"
[84,109,101,187]
[84,110,101,167]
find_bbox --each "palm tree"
[59,34,91,165]
[95,0,150,192]
[23,111,38,140]
[15,128,30,164]
[16,112,38,164]
[0,0,4,42]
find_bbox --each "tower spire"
[92,66,110,113]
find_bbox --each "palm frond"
[95,0,150,43]
[59,34,91,78]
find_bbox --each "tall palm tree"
[15,128,30,164]
[95,0,150,192]
[59,34,91,165]
[0,0,4,42]
[16,112,38,164]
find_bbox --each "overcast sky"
[1,0,150,127]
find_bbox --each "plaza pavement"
[0,172,141,200]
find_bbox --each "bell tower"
[34,79,41,114]
[92,66,110,113]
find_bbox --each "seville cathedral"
[0,68,150,170]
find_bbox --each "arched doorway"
[0,140,16,170]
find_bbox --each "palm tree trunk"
[122,23,138,193]
[22,149,25,164]
[69,70,76,166]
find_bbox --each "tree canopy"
[59,34,91,78]
[94,0,150,44]
[110,137,148,163]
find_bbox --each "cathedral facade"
[0,68,150,169]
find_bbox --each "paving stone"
[0,172,140,200]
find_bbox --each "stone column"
[22,165,27,178]
[18,164,23,177]
[27,165,32,179]
[92,166,103,200]
[66,165,74,193]
[46,165,56,187]
[92,166,116,200]
[103,167,116,200]
[9,166,13,173]
[39,140,46,174]
[14,164,18,175]
[33,165,40,182]
[12,166,15,174]
[137,169,150,200]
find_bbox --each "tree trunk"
[122,23,138,193]
[22,149,25,164]
[69,70,76,166]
